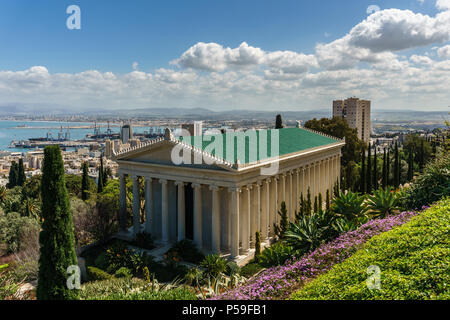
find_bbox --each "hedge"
[291,198,450,300]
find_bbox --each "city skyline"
[1,0,450,112]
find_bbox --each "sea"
[0,120,163,153]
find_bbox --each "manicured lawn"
[291,198,450,300]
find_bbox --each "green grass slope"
[291,198,450,300]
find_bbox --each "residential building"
[333,97,371,143]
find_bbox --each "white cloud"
[410,54,434,65]
[436,0,450,10]
[132,62,139,70]
[173,42,317,74]
[437,44,450,58]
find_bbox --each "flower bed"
[213,210,419,300]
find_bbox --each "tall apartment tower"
[333,97,371,143]
[120,124,133,144]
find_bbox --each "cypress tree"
[419,140,425,171]
[407,148,414,181]
[333,179,340,198]
[394,142,400,188]
[313,196,318,214]
[298,193,304,218]
[306,187,312,215]
[373,148,378,190]
[254,231,261,263]
[17,158,26,187]
[274,202,289,239]
[326,189,330,211]
[387,147,391,187]
[318,193,323,212]
[382,148,387,189]
[7,161,18,189]
[366,144,372,193]
[37,145,78,300]
[81,162,89,201]
[97,157,104,193]
[360,147,366,193]
[275,114,284,129]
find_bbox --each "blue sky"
[0,0,449,111]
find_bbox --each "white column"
[132,175,140,236]
[119,173,127,232]
[249,185,257,248]
[240,187,250,254]
[175,181,185,241]
[281,174,286,205]
[193,183,202,249]
[255,183,261,232]
[145,177,153,234]
[210,185,221,253]
[160,179,169,243]
[269,178,276,236]
[288,171,293,221]
[229,187,240,259]
[295,169,299,216]
[262,179,270,239]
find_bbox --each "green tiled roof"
[179,128,341,165]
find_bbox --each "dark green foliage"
[17,158,26,187]
[373,148,378,190]
[366,144,372,192]
[37,146,79,300]
[360,147,366,193]
[81,162,89,201]
[273,202,289,239]
[325,190,330,211]
[403,151,450,210]
[366,189,401,219]
[97,157,104,193]
[331,191,368,223]
[87,266,113,281]
[114,267,132,278]
[166,239,204,264]
[94,252,109,271]
[7,161,18,189]
[304,117,365,169]
[65,174,96,198]
[259,242,294,267]
[275,114,284,129]
[240,263,264,278]
[386,147,391,186]
[254,231,262,263]
[407,148,414,181]
[318,193,323,212]
[394,142,400,188]
[199,254,228,280]
[382,148,387,188]
[131,232,154,250]
[306,188,312,214]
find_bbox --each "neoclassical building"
[113,127,344,262]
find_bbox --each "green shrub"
[80,277,197,300]
[131,232,154,250]
[87,266,113,281]
[0,212,40,254]
[259,242,295,267]
[291,198,450,300]
[366,189,401,219]
[200,254,228,280]
[331,191,368,222]
[240,263,264,278]
[115,267,132,278]
[94,252,109,270]
[167,240,204,264]
[403,151,450,209]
